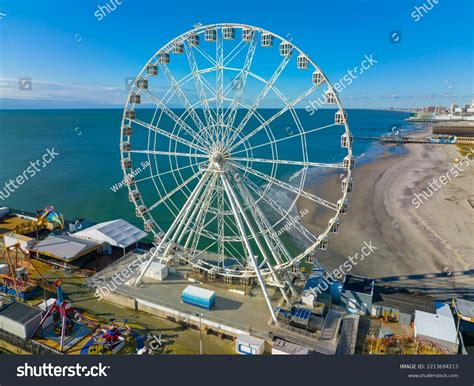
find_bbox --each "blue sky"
[0,0,472,109]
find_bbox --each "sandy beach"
[297,130,474,300]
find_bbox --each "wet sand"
[297,131,474,300]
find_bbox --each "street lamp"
[196,313,203,355]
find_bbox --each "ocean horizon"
[0,108,420,234]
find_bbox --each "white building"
[414,310,458,354]
[0,299,43,339]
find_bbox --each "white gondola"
[144,219,155,231]
[124,109,135,119]
[188,34,199,46]
[153,234,162,244]
[261,33,273,47]
[122,125,132,136]
[122,158,132,169]
[172,43,184,54]
[130,93,140,104]
[146,64,158,75]
[125,175,135,186]
[205,27,217,41]
[325,90,336,104]
[157,51,170,64]
[135,205,147,217]
[342,177,353,193]
[242,28,254,42]
[312,70,324,85]
[329,218,340,233]
[279,42,293,56]
[343,155,354,170]
[338,199,348,214]
[297,55,309,69]
[341,132,352,148]
[135,78,148,89]
[305,253,315,264]
[121,141,131,152]
[129,190,140,202]
[222,26,235,40]
[318,237,328,250]
[335,110,347,124]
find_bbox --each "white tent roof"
[74,219,147,248]
[414,310,457,344]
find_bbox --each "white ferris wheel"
[120,23,353,321]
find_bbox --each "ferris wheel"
[120,23,353,321]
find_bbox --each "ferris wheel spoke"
[131,118,208,154]
[229,84,320,152]
[185,42,218,127]
[223,39,246,66]
[223,35,258,136]
[134,160,206,185]
[222,173,289,308]
[230,156,344,169]
[234,177,290,265]
[224,54,293,148]
[242,174,317,244]
[130,149,208,159]
[230,161,338,211]
[180,174,217,247]
[159,64,212,141]
[146,169,205,213]
[192,45,217,66]
[224,243,248,269]
[234,177,297,294]
[216,32,225,135]
[231,122,338,156]
[135,171,211,285]
[137,92,210,149]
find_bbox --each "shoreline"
[297,128,474,300]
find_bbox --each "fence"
[0,328,61,355]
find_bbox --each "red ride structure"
[32,280,97,352]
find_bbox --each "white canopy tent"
[74,219,147,253]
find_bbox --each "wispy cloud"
[0,78,197,107]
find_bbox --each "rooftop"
[74,219,147,249]
[0,301,43,324]
[31,234,100,261]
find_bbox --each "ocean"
[0,108,419,233]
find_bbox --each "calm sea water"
[0,109,417,231]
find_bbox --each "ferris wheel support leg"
[176,174,217,246]
[232,178,292,305]
[221,174,278,323]
[134,171,211,287]
[234,177,298,298]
